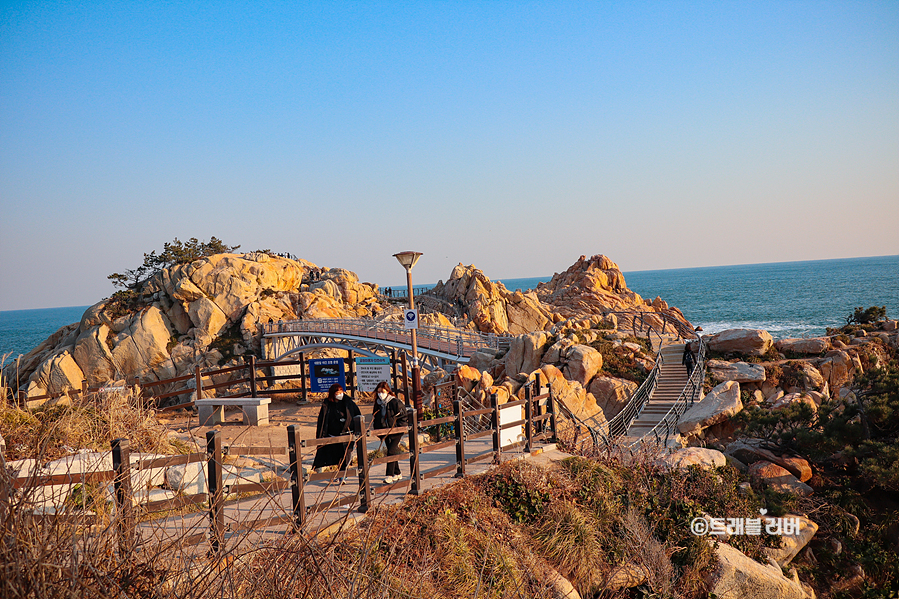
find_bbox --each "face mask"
[377,391,388,400]
[335,392,344,400]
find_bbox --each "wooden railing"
[1,382,558,557]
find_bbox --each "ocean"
[1,255,896,360]
[499,254,899,340]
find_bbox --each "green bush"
[847,305,887,326]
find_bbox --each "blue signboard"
[309,358,346,393]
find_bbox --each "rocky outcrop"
[678,381,743,436]
[704,329,774,357]
[8,253,387,395]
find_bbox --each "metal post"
[206,430,224,556]
[353,416,371,513]
[111,438,135,555]
[249,355,257,397]
[454,400,466,478]
[408,408,421,495]
[401,353,410,408]
[287,425,305,530]
[391,349,399,393]
[195,366,204,401]
[406,268,423,415]
[348,350,356,400]
[491,393,501,464]
[300,352,307,402]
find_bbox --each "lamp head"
[393,251,423,271]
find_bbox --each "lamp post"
[393,251,423,413]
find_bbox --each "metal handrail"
[261,318,513,355]
[606,356,662,439]
[630,337,707,448]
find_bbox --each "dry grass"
[0,388,184,462]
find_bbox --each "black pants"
[384,433,403,476]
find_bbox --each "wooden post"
[454,400,466,478]
[408,408,421,495]
[491,393,501,464]
[391,349,399,393]
[287,425,305,530]
[17,391,26,408]
[348,351,356,400]
[111,438,135,555]
[353,415,371,513]
[524,384,533,454]
[401,353,410,408]
[300,353,307,402]
[195,366,204,401]
[546,382,559,444]
[81,380,88,396]
[249,355,257,397]
[206,430,224,556]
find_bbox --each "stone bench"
[195,398,271,427]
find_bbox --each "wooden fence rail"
[1,377,558,558]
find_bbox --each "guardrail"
[262,318,513,355]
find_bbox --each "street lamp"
[393,251,423,412]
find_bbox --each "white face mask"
[335,392,344,400]
[377,391,388,400]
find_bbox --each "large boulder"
[749,461,813,496]
[764,515,818,566]
[540,364,606,425]
[678,381,743,436]
[588,376,638,418]
[659,447,727,471]
[505,331,550,375]
[775,338,831,355]
[706,542,809,599]
[704,329,774,357]
[30,350,85,395]
[708,360,766,383]
[562,344,603,386]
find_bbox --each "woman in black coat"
[372,381,408,483]
[312,383,361,474]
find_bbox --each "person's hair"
[327,383,345,401]
[375,381,392,396]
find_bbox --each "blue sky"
[1,1,897,311]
